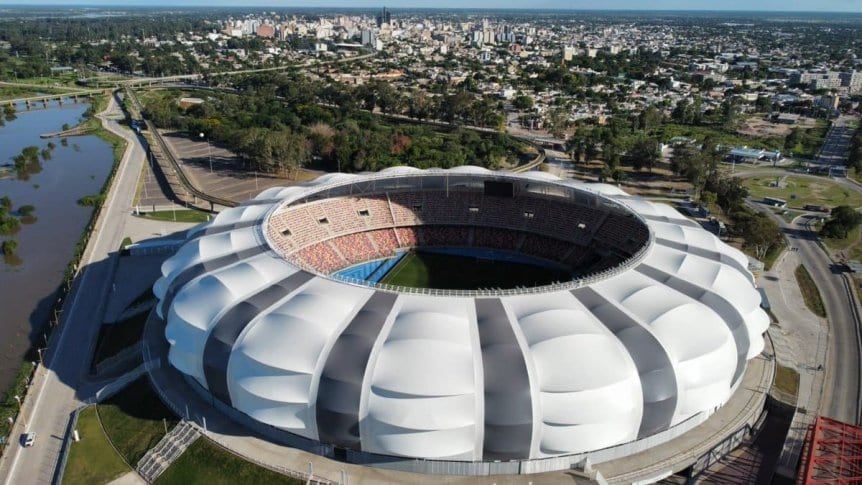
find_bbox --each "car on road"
[21,432,35,447]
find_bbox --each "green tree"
[1,239,17,256]
[705,173,749,213]
[639,106,662,133]
[512,95,534,111]
[671,144,707,194]
[629,137,660,172]
[737,212,783,260]
[820,205,862,239]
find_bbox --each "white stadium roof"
[154,167,769,465]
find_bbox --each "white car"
[22,432,35,447]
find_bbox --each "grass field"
[380,250,571,290]
[795,264,827,318]
[64,407,130,485]
[97,377,178,466]
[136,209,212,223]
[773,364,800,404]
[822,225,862,260]
[744,176,862,210]
[155,439,301,485]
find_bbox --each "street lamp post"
[200,132,213,173]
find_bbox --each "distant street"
[815,115,857,167]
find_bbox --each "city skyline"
[2,0,862,13]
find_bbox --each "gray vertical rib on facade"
[474,298,533,461]
[202,270,314,405]
[636,265,750,386]
[197,219,259,237]
[655,238,750,278]
[573,287,678,439]
[160,245,266,316]
[316,291,398,451]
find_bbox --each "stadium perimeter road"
[791,214,862,424]
[0,93,147,485]
[751,202,861,427]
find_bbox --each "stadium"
[153,166,770,475]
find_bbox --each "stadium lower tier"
[295,225,615,279]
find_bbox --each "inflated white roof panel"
[156,167,768,462]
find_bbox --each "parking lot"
[162,133,320,203]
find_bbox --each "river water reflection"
[0,101,114,391]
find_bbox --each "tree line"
[142,74,526,176]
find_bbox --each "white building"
[156,168,768,472]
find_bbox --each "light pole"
[200,132,213,173]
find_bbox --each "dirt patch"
[737,116,816,138]
[555,159,694,198]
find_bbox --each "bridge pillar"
[25,100,31,109]
[42,99,48,108]
[58,97,64,105]
[210,201,214,212]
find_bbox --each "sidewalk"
[756,250,829,477]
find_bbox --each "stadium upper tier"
[153,166,770,469]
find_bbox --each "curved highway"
[741,176,862,425]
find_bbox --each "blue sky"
[2,0,862,11]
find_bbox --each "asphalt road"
[793,214,862,424]
[815,115,856,166]
[752,202,862,425]
[0,93,146,484]
[736,114,862,424]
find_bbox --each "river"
[0,101,115,392]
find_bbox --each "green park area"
[795,264,827,318]
[822,225,862,261]
[744,176,862,209]
[136,209,212,223]
[155,439,301,485]
[773,364,800,404]
[63,377,302,485]
[97,378,178,466]
[64,407,130,485]
[64,378,176,484]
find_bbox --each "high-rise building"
[376,7,391,28]
[361,29,377,47]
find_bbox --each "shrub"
[1,239,18,256]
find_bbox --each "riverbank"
[82,94,127,163]
[0,92,128,455]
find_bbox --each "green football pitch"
[379,251,572,290]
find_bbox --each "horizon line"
[2,4,862,13]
